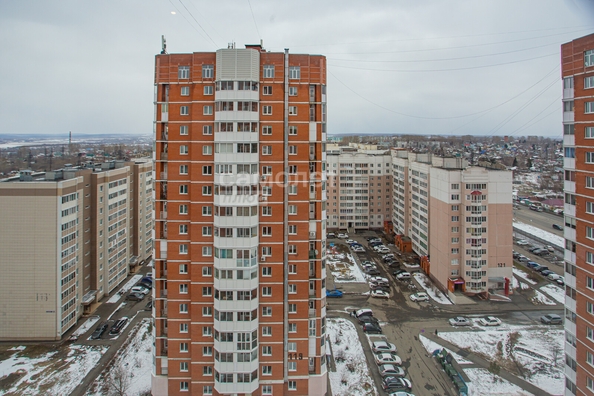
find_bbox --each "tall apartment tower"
[153,44,328,396]
[562,33,594,396]
[0,160,153,341]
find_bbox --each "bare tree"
[107,363,131,396]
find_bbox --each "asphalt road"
[514,207,564,237]
[327,232,563,396]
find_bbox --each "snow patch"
[72,315,100,337]
[512,268,537,285]
[530,289,556,306]
[412,272,452,305]
[106,274,143,303]
[540,284,564,304]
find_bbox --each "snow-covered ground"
[465,368,534,396]
[106,274,143,303]
[412,272,452,305]
[71,315,100,337]
[439,325,564,395]
[86,318,152,396]
[513,221,564,247]
[419,335,472,364]
[327,318,376,396]
[327,252,366,283]
[512,276,531,291]
[0,344,107,395]
[512,268,537,285]
[530,289,556,306]
[540,284,565,304]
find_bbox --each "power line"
[177,0,218,48]
[508,97,561,136]
[328,65,559,120]
[329,52,557,73]
[168,0,211,44]
[247,0,261,40]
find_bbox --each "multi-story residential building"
[153,44,328,396]
[562,33,594,396]
[326,144,392,231]
[0,159,152,341]
[391,151,513,297]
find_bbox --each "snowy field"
[86,318,152,396]
[512,268,537,285]
[530,289,556,306]
[0,343,107,395]
[465,368,534,396]
[513,221,564,247]
[327,318,376,396]
[419,335,472,365]
[439,325,564,395]
[412,272,452,304]
[327,251,366,283]
[512,276,531,291]
[106,274,143,303]
[540,284,565,304]
[71,315,100,337]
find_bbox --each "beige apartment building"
[326,143,392,231]
[391,151,513,297]
[0,159,153,341]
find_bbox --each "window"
[564,124,575,135]
[180,125,188,135]
[262,366,272,375]
[180,303,188,313]
[451,216,459,222]
[203,326,212,336]
[263,65,274,78]
[289,165,297,174]
[202,206,212,216]
[289,184,297,195]
[289,86,298,96]
[180,145,188,155]
[289,323,297,332]
[564,101,574,112]
[262,326,272,336]
[289,284,296,294]
[262,346,272,356]
[451,237,459,243]
[179,264,188,274]
[288,361,297,371]
[262,266,271,276]
[452,227,459,233]
[180,106,189,115]
[179,204,188,214]
[202,166,212,175]
[289,106,297,115]
[564,76,574,89]
[180,381,189,391]
[289,245,297,254]
[288,264,296,274]
[202,145,212,155]
[289,145,297,155]
[204,85,213,95]
[587,102,594,114]
[451,248,459,254]
[587,152,594,164]
[203,366,212,376]
[179,244,188,254]
[288,225,297,234]
[289,66,300,79]
[203,125,212,135]
[262,206,272,216]
[262,186,272,196]
[588,276,594,290]
[262,287,272,296]
[263,385,272,395]
[262,307,272,316]
[262,246,272,256]
[263,86,272,95]
[202,306,212,316]
[587,76,594,89]
[588,326,594,342]
[262,226,272,236]
[203,105,213,115]
[180,284,189,294]
[289,303,297,313]
[565,147,575,158]
[289,126,298,135]
[589,376,594,391]
[180,323,189,333]
[451,194,459,200]
[262,146,272,155]
[202,246,212,256]
[202,226,212,236]
[178,66,190,79]
[262,126,272,135]
[202,64,213,78]
[288,381,297,391]
[180,185,188,194]
[180,342,189,352]
[586,50,594,67]
[202,186,212,195]
[451,183,459,189]
[289,205,297,214]
[262,105,272,115]
[181,86,189,96]
[587,127,594,138]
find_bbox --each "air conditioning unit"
[260,256,266,262]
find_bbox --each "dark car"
[357,315,379,325]
[552,224,563,230]
[526,261,539,268]
[362,323,382,334]
[528,246,541,253]
[536,265,549,273]
[382,377,412,391]
[540,270,554,277]
[392,269,407,276]
[369,241,383,247]
[109,317,129,335]
[540,314,562,325]
[367,269,381,276]
[126,292,145,301]
[91,323,108,340]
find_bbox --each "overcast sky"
[1,1,593,138]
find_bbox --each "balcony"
[160,309,168,318]
[309,308,316,317]
[309,250,318,260]
[160,152,168,161]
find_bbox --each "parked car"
[536,265,549,273]
[540,270,554,277]
[540,314,562,325]
[518,256,530,262]
[372,341,397,354]
[547,273,561,281]
[327,233,336,239]
[357,315,379,325]
[370,284,390,293]
[546,245,555,252]
[126,292,145,301]
[131,285,150,295]
[326,289,343,298]
[369,241,383,247]
[361,260,374,266]
[337,233,349,239]
[109,317,129,335]
[387,392,414,396]
[382,254,395,260]
[556,277,565,286]
[382,377,412,391]
[346,239,356,244]
[449,317,471,326]
[371,290,390,299]
[512,251,521,259]
[532,248,547,256]
[366,269,381,276]
[396,272,411,281]
[369,276,389,284]
[410,292,429,302]
[375,353,402,366]
[352,246,365,253]
[552,224,563,230]
[393,269,407,276]
[369,238,382,243]
[363,323,382,334]
[478,316,501,326]
[516,239,529,246]
[378,364,406,378]
[91,322,108,339]
[526,261,539,269]
[383,257,395,263]
[351,308,373,318]
[378,248,391,254]
[528,246,541,253]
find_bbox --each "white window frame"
[180,145,188,155]
[204,85,213,95]
[203,105,213,115]
[262,105,272,115]
[203,145,212,155]
[181,86,190,96]
[180,106,189,115]
[289,86,298,96]
[289,106,297,115]
[180,125,188,135]
[178,66,190,79]
[262,126,272,135]
[263,65,275,78]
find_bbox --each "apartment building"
[326,144,392,231]
[153,44,328,396]
[0,159,153,341]
[391,151,513,297]
[561,33,594,396]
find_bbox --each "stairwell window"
[178,66,190,79]
[263,65,275,78]
[202,64,213,78]
[181,86,189,96]
[289,66,300,79]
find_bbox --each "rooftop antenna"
[161,35,167,54]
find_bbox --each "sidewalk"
[423,332,552,396]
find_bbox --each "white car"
[372,341,397,354]
[378,248,391,254]
[352,246,365,253]
[410,292,429,302]
[516,239,529,246]
[375,353,402,366]
[449,317,471,326]
[547,273,561,281]
[131,286,150,295]
[396,272,411,280]
[369,276,389,284]
[337,233,349,239]
[371,290,390,299]
[478,316,501,326]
